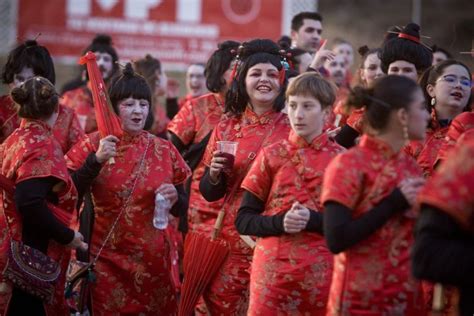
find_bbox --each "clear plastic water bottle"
[153,193,170,229]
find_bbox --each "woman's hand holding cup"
[209,141,238,183]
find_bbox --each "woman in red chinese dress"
[405,60,472,177]
[413,131,474,316]
[321,75,430,315]
[0,77,87,315]
[333,46,383,148]
[199,39,291,315]
[167,41,239,235]
[236,72,344,315]
[1,39,84,152]
[66,64,191,315]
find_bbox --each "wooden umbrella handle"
[211,211,225,240]
[432,283,445,313]
[108,157,115,164]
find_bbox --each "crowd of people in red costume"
[0,9,473,316]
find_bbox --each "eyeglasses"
[436,75,472,89]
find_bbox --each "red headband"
[398,32,420,44]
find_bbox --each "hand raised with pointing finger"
[310,40,336,69]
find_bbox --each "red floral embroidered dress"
[405,111,450,177]
[66,131,190,315]
[321,135,425,316]
[436,111,474,166]
[0,94,85,153]
[62,84,97,133]
[0,119,78,316]
[241,130,344,315]
[419,136,474,232]
[201,108,290,315]
[168,93,225,234]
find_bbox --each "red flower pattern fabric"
[168,93,225,234]
[241,130,344,315]
[200,108,290,315]
[0,119,78,316]
[66,131,190,315]
[321,135,425,316]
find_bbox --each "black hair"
[108,63,152,119]
[380,23,433,74]
[358,45,382,69]
[204,40,240,93]
[83,34,119,81]
[279,38,307,72]
[225,39,287,116]
[11,76,58,119]
[431,45,453,59]
[2,40,55,85]
[419,59,472,114]
[346,75,420,131]
[291,12,323,32]
[84,34,118,63]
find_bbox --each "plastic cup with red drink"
[216,141,238,172]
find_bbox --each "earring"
[403,124,409,142]
[431,97,436,106]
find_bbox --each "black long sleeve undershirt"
[412,205,474,316]
[168,131,187,153]
[334,124,360,149]
[199,167,227,202]
[235,191,324,237]
[323,188,409,254]
[412,206,474,287]
[15,177,75,253]
[166,98,179,120]
[170,184,188,217]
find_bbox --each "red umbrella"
[79,52,123,163]
[178,211,229,316]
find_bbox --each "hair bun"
[402,23,421,40]
[123,62,135,77]
[39,83,55,100]
[10,87,29,104]
[278,36,291,50]
[24,39,38,47]
[240,39,280,59]
[144,54,154,61]
[92,34,113,47]
[358,45,370,57]
[218,40,240,52]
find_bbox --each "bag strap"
[212,113,284,240]
[92,133,151,265]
